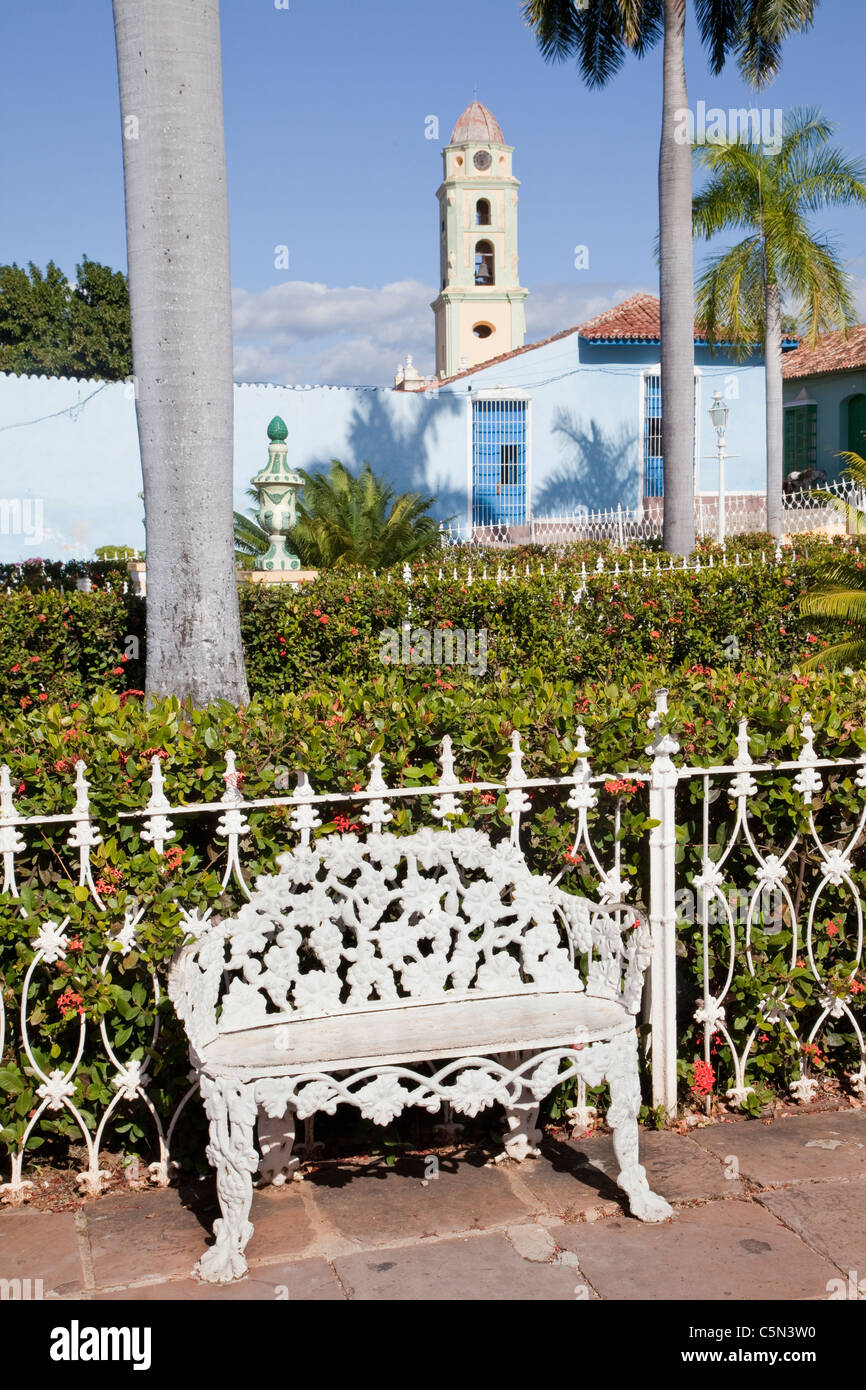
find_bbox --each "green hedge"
[2,665,866,1164]
[0,538,855,715]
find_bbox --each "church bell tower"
[432,102,529,379]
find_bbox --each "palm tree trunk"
[659,0,695,557]
[764,280,784,540]
[112,0,248,704]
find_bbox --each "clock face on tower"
[473,150,492,170]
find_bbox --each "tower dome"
[449,101,505,145]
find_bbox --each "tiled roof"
[450,102,505,145]
[782,325,866,380]
[578,292,669,342]
[423,293,682,389]
[421,291,796,390]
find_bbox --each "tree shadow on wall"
[304,389,466,523]
[534,411,640,515]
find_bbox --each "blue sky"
[1,0,865,385]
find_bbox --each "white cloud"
[850,266,866,321]
[230,277,657,387]
[232,280,435,386]
[524,281,655,342]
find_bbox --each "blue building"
[0,102,774,561]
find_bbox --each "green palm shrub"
[234,461,443,570]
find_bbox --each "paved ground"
[3,1107,866,1300]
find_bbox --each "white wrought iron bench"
[168,749,674,1283]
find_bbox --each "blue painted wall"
[434,333,768,519]
[0,335,768,561]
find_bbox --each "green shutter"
[784,405,817,476]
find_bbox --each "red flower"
[691,1060,714,1097]
[38,693,47,702]
[604,777,639,796]
[57,988,85,1019]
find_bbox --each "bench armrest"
[553,890,652,1015]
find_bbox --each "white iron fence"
[2,694,865,1199]
[439,480,865,548]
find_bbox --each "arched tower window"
[476,198,491,226]
[475,240,494,285]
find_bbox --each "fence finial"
[432,735,462,826]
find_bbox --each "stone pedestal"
[126,563,319,595]
[239,570,319,585]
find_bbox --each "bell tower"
[432,102,529,379]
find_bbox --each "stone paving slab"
[690,1110,866,1187]
[4,1109,864,1300]
[296,1155,529,1247]
[757,1177,866,1278]
[550,1199,838,1301]
[333,1232,583,1301]
[84,1188,215,1287]
[0,1209,83,1297]
[563,1129,744,1203]
[92,1257,345,1301]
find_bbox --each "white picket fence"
[2,694,865,1199]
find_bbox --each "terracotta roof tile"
[450,102,505,145]
[578,292,667,341]
[782,325,866,380]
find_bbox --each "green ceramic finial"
[267,415,288,442]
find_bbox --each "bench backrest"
[169,827,650,1053]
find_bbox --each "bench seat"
[204,989,634,1073]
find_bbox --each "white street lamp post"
[709,391,730,546]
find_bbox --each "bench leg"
[605,1032,674,1224]
[196,1076,258,1283]
[257,1105,299,1185]
[497,1050,542,1160]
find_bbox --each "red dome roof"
[450,102,505,145]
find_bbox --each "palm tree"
[523,0,816,556]
[800,450,866,667]
[693,109,866,540]
[112,0,248,704]
[235,461,444,569]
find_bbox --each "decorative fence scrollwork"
[2,697,866,1200]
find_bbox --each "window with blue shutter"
[471,399,527,528]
